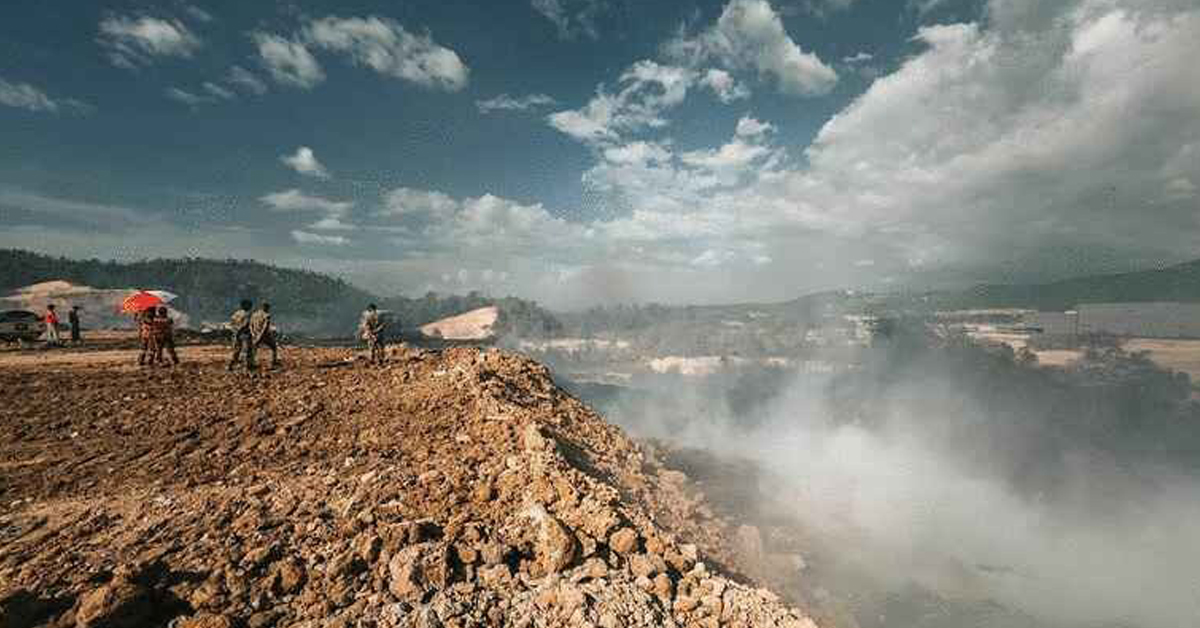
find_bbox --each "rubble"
[0,347,820,627]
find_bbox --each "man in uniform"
[68,305,82,344]
[360,303,386,365]
[137,307,158,366]
[152,306,180,366]
[228,299,255,372]
[250,302,281,369]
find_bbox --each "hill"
[0,250,561,338]
[929,258,1200,311]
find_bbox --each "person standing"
[44,304,61,347]
[152,306,180,366]
[250,303,281,369]
[359,303,386,365]
[137,308,158,366]
[228,299,255,372]
[68,306,82,344]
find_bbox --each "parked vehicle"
[0,310,46,344]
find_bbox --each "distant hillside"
[935,259,1200,311]
[0,249,562,337]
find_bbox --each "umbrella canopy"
[121,290,179,313]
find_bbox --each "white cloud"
[735,115,774,137]
[843,51,873,63]
[700,68,751,102]
[308,216,357,231]
[477,93,557,113]
[548,60,696,143]
[291,230,348,246]
[98,14,203,69]
[252,32,325,89]
[531,0,606,40]
[0,78,89,114]
[202,82,235,100]
[280,147,330,179]
[260,189,350,215]
[379,187,460,220]
[227,66,268,95]
[165,87,210,107]
[664,0,837,96]
[305,16,469,91]
[602,141,673,166]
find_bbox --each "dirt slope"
[419,307,499,341]
[0,346,817,628]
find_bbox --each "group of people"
[136,306,179,366]
[45,298,389,369]
[42,304,82,346]
[226,300,281,372]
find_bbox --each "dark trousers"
[138,336,158,365]
[70,324,80,342]
[256,332,280,366]
[229,329,255,370]
[155,337,179,365]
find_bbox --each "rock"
[74,577,154,628]
[523,424,550,452]
[471,483,494,503]
[177,614,235,628]
[628,554,657,579]
[480,543,508,566]
[354,533,383,563]
[387,543,452,599]
[526,504,576,575]
[608,528,638,555]
[275,559,307,595]
[388,546,425,599]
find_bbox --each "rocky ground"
[0,345,821,628]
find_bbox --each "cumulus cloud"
[735,115,774,137]
[291,230,348,246]
[252,33,325,89]
[260,189,351,215]
[531,0,1200,305]
[227,65,268,95]
[548,61,697,143]
[531,0,607,40]
[477,93,557,113]
[98,14,203,69]
[664,0,838,96]
[0,78,90,114]
[304,16,469,91]
[280,147,330,179]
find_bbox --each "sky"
[1,0,1198,308]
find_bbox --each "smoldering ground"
[580,337,1200,628]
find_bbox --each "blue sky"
[2,0,1198,307]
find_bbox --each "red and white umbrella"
[121,290,179,313]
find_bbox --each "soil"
[0,344,821,628]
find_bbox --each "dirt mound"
[0,347,818,627]
[420,307,499,341]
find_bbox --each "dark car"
[0,310,46,343]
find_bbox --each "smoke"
[594,349,1200,628]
